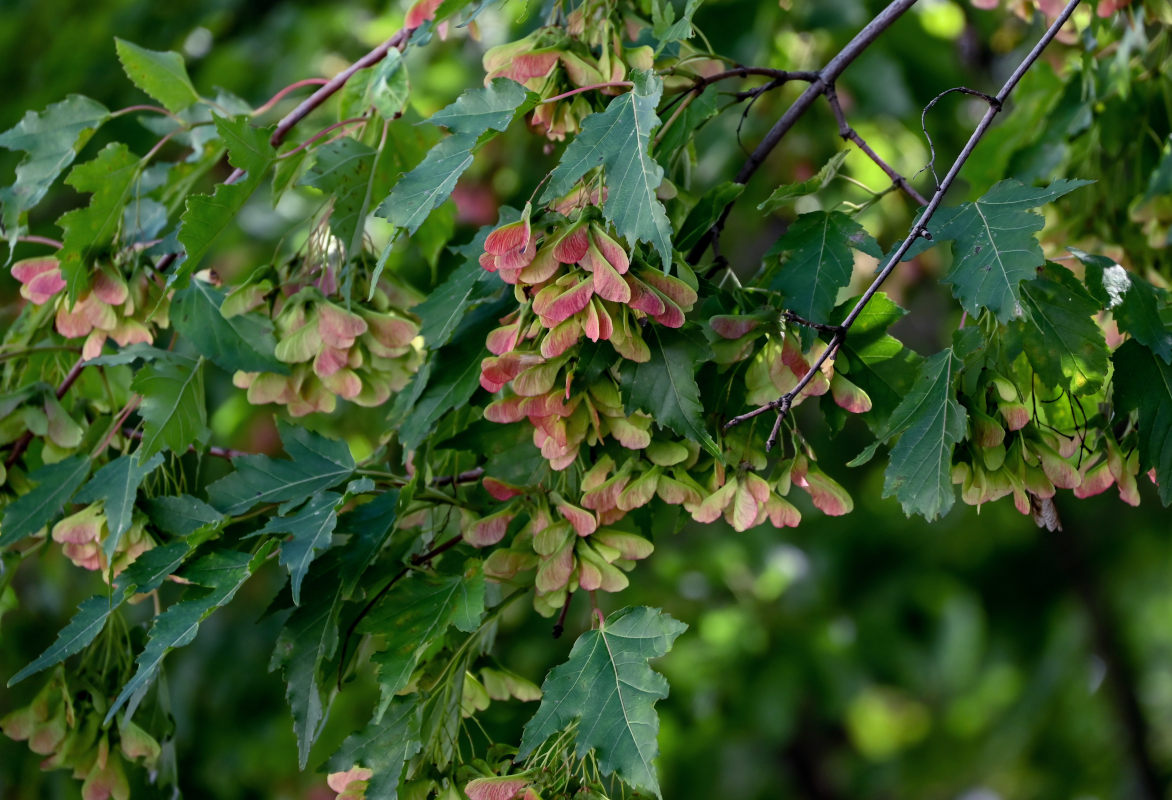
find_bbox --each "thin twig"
[155,27,413,275]
[252,78,331,117]
[121,428,246,460]
[782,310,841,334]
[918,85,1000,188]
[725,0,1083,451]
[12,235,63,250]
[111,104,185,123]
[665,66,818,111]
[825,85,929,206]
[432,467,485,487]
[274,116,369,160]
[271,28,411,148]
[541,81,633,104]
[687,0,921,264]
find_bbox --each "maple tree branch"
[432,467,486,487]
[542,81,634,104]
[120,428,246,460]
[825,85,929,206]
[274,116,369,160]
[271,28,411,148]
[687,0,920,264]
[154,27,412,274]
[14,234,63,250]
[251,77,331,117]
[725,0,1083,451]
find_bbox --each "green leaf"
[516,606,687,797]
[171,278,285,373]
[328,700,422,800]
[424,78,528,135]
[131,355,208,459]
[176,116,277,287]
[7,596,114,687]
[834,294,923,435]
[1073,249,1172,364]
[1014,264,1109,395]
[758,150,849,213]
[56,143,142,297]
[1113,341,1172,506]
[8,541,192,687]
[105,549,256,724]
[301,137,379,263]
[770,210,881,328]
[623,327,720,457]
[361,49,410,120]
[143,494,224,536]
[541,71,674,269]
[271,578,338,767]
[205,422,355,515]
[114,540,194,595]
[880,349,967,520]
[0,456,90,547]
[377,81,528,235]
[397,301,504,452]
[651,0,703,52]
[270,491,397,766]
[0,95,109,248]
[377,132,475,235]
[256,492,341,606]
[74,453,165,560]
[675,182,744,253]
[359,569,486,711]
[114,38,200,113]
[414,225,499,348]
[934,179,1091,322]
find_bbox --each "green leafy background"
[3,1,1172,799]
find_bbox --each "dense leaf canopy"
[2,1,1172,799]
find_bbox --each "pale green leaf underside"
[115,38,201,113]
[0,95,109,247]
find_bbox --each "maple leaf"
[516,606,687,797]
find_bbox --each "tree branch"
[725,0,1084,451]
[825,85,929,206]
[687,0,921,264]
[271,29,411,147]
[155,27,413,273]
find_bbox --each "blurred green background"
[3,0,1171,798]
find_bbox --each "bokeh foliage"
[2,1,1172,798]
